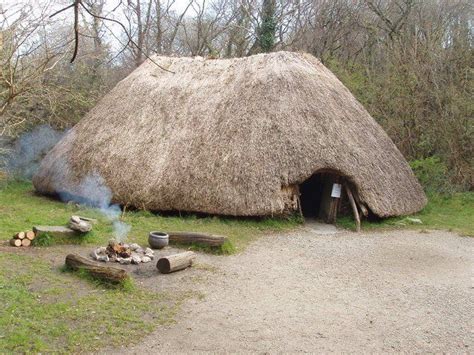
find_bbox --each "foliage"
[31,232,54,247]
[410,156,455,194]
[337,192,474,237]
[0,181,300,253]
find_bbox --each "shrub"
[410,156,455,194]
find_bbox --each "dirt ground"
[114,227,473,353]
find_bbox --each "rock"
[91,248,109,261]
[136,247,144,254]
[131,254,142,264]
[97,255,109,262]
[90,251,99,260]
[69,216,92,233]
[95,246,107,255]
[118,257,132,265]
[144,247,155,259]
[129,243,141,251]
[141,256,151,263]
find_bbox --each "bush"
[410,156,455,194]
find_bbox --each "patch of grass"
[61,264,135,291]
[0,181,300,253]
[337,192,474,236]
[31,232,54,246]
[0,253,183,353]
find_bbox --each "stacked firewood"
[10,231,36,247]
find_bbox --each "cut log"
[345,185,361,232]
[14,231,26,240]
[157,251,196,274]
[21,239,31,247]
[65,254,128,283]
[10,239,22,247]
[25,231,35,240]
[168,232,227,247]
[33,226,78,238]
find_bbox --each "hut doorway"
[299,172,342,223]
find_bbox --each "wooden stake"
[352,191,369,217]
[10,239,22,247]
[21,239,31,247]
[157,251,196,274]
[345,185,361,232]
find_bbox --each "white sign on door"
[331,183,342,198]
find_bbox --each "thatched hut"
[33,51,426,220]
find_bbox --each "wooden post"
[345,185,361,232]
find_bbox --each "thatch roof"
[33,51,426,217]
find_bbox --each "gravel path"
[122,228,473,353]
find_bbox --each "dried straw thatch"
[33,51,426,217]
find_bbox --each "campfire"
[91,239,154,264]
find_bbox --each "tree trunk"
[65,254,129,283]
[157,251,196,274]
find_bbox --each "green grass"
[337,192,474,236]
[0,253,185,353]
[0,181,300,253]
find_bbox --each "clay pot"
[148,231,169,249]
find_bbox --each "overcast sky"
[1,0,203,55]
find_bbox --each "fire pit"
[91,239,155,264]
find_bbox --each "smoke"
[6,125,66,179]
[58,172,130,242]
[5,125,130,241]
